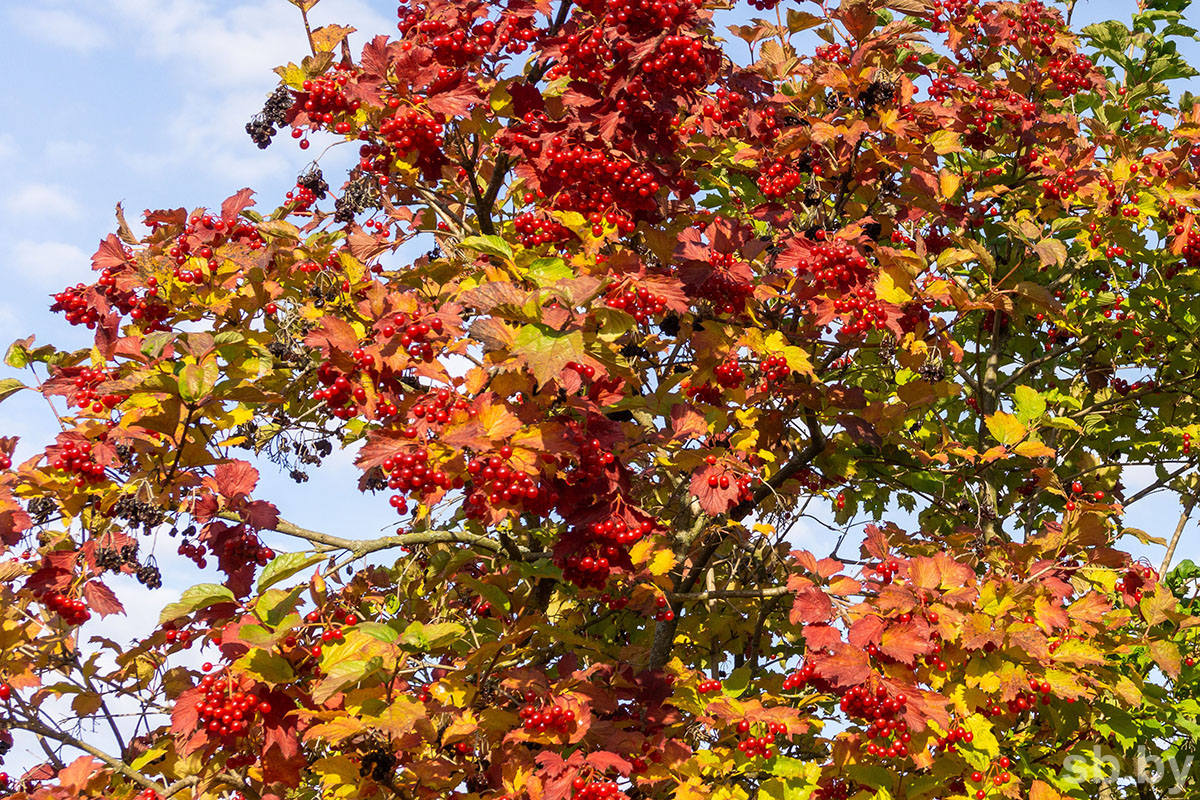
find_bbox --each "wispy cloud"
[10,240,91,286]
[3,184,83,219]
[8,6,109,53]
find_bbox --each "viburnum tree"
[4,0,1200,798]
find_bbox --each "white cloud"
[8,7,109,53]
[3,184,83,219]
[10,240,91,286]
[43,139,96,165]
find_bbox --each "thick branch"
[218,512,510,559]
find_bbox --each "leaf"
[790,584,834,624]
[985,412,1026,445]
[355,621,400,643]
[1014,441,1055,459]
[1150,640,1181,678]
[527,257,574,286]
[0,378,27,405]
[927,130,961,154]
[215,460,259,502]
[512,324,585,387]
[813,643,871,687]
[236,649,296,685]
[311,658,379,705]
[689,465,740,515]
[1012,385,1047,424]
[258,552,326,593]
[461,235,514,263]
[1032,239,1067,267]
[401,621,464,650]
[159,584,237,624]
[311,23,355,53]
[82,581,124,618]
[5,337,33,369]
[178,363,215,404]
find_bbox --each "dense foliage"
[2,0,1200,798]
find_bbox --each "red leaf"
[689,465,739,515]
[304,315,359,356]
[57,756,101,794]
[215,460,259,502]
[669,404,707,440]
[83,581,125,618]
[171,685,203,738]
[240,499,280,531]
[92,234,130,271]
[879,620,930,665]
[801,623,843,650]
[790,583,833,625]
[813,643,872,687]
[0,484,31,547]
[220,188,256,222]
[584,751,632,775]
[848,615,885,648]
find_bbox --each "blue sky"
[0,0,1197,767]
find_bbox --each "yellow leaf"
[629,539,653,566]
[985,412,1026,445]
[939,169,961,200]
[1014,441,1055,459]
[649,549,676,577]
[875,267,912,304]
[928,130,962,154]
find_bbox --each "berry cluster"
[41,592,91,625]
[571,778,625,800]
[294,66,361,140]
[51,440,106,488]
[538,142,661,225]
[757,354,791,391]
[641,35,714,91]
[757,156,807,199]
[409,388,471,425]
[735,720,787,759]
[604,282,668,324]
[518,693,577,735]
[801,239,872,290]
[833,287,889,337]
[575,0,699,30]
[515,211,576,248]
[194,670,271,742]
[67,366,124,414]
[697,251,753,315]
[379,106,446,160]
[166,211,265,285]
[381,314,445,363]
[698,678,723,694]
[464,455,552,520]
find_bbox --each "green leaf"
[723,666,751,698]
[461,235,514,263]
[159,584,236,624]
[178,361,218,404]
[235,648,295,685]
[0,378,27,405]
[1013,385,1047,425]
[355,621,400,643]
[257,552,326,594]
[5,339,30,369]
[401,620,464,651]
[311,656,382,705]
[512,324,585,387]
[526,257,573,287]
[141,332,176,359]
